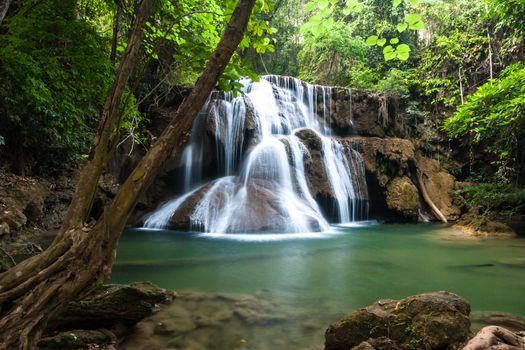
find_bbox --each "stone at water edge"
[324,291,471,350]
[40,282,175,349]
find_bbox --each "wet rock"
[416,154,462,221]
[454,207,517,239]
[353,337,402,350]
[38,329,117,349]
[338,137,415,178]
[154,316,196,335]
[295,128,324,151]
[295,129,333,201]
[168,178,322,232]
[325,291,470,350]
[49,282,175,330]
[330,88,353,131]
[385,177,420,220]
[234,297,287,325]
[350,91,404,138]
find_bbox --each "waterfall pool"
[113,223,525,349]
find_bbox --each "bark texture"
[0,0,255,348]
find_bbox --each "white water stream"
[144,76,368,233]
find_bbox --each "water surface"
[112,223,525,349]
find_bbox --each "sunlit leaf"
[365,35,378,45]
[390,37,399,44]
[392,0,402,8]
[396,43,411,60]
[318,0,329,9]
[377,38,387,46]
[383,45,396,60]
[397,22,408,32]
[406,13,425,30]
[305,0,317,12]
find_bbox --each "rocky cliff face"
[139,82,463,228]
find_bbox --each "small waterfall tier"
[144,75,368,233]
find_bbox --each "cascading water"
[144,75,368,233]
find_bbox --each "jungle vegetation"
[0,0,523,347]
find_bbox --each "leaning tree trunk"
[59,0,154,235]
[0,0,255,348]
[0,0,12,25]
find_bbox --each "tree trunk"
[0,0,255,348]
[59,0,154,235]
[110,3,122,64]
[0,0,12,25]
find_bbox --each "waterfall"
[144,75,368,233]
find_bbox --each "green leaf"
[383,45,396,60]
[318,0,329,9]
[406,13,425,30]
[365,35,378,45]
[390,37,399,44]
[392,0,402,8]
[408,0,421,6]
[377,38,387,47]
[305,0,317,11]
[396,43,411,60]
[397,22,408,32]
[345,0,363,13]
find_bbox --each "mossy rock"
[49,282,175,330]
[325,291,470,350]
[38,329,116,349]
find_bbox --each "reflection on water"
[112,223,525,349]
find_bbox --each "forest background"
[0,0,524,218]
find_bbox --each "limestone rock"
[350,91,404,138]
[325,291,470,350]
[338,137,415,178]
[0,207,27,231]
[416,154,462,221]
[0,221,10,236]
[385,177,420,219]
[168,178,322,232]
[454,207,517,238]
[295,129,333,201]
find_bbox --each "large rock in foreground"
[40,282,174,349]
[325,291,470,350]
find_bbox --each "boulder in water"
[168,178,325,233]
[385,177,420,220]
[325,291,470,350]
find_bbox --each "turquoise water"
[112,223,525,316]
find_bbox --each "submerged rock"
[471,311,525,333]
[325,291,470,350]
